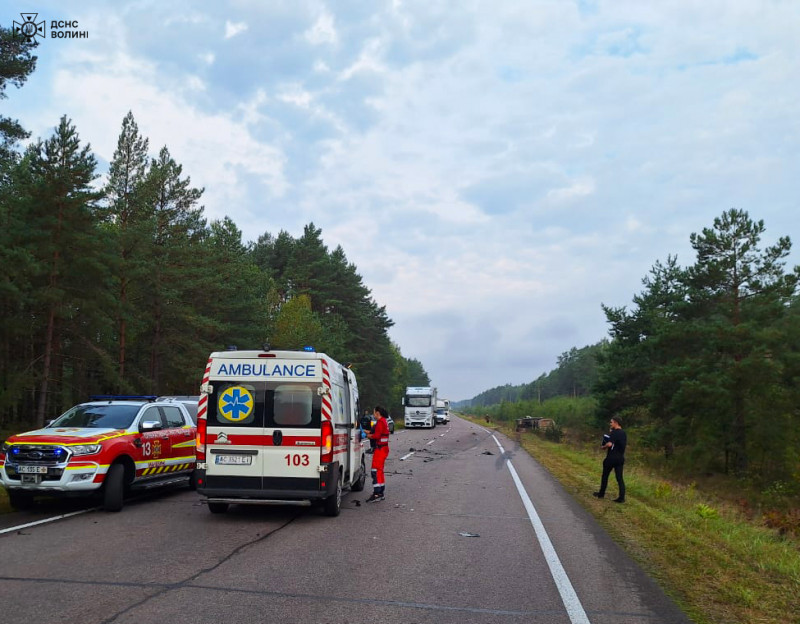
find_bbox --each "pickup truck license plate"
[215,455,252,465]
[17,465,48,474]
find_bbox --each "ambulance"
[194,347,366,516]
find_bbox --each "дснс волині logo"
[13,13,46,43]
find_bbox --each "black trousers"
[598,457,625,500]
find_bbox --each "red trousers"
[371,445,389,491]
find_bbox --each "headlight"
[70,444,102,456]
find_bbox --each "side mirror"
[140,420,163,432]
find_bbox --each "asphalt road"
[0,416,692,624]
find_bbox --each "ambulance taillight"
[196,412,207,460]
[320,420,333,463]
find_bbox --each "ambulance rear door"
[204,382,266,493]
[264,380,323,493]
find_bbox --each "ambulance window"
[208,383,264,427]
[273,385,313,426]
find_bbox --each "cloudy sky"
[4,1,799,401]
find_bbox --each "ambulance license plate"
[17,465,48,474]
[215,455,252,465]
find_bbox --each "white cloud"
[185,75,206,91]
[45,49,288,220]
[224,20,248,39]
[277,84,313,109]
[339,38,387,80]
[546,178,596,202]
[304,11,338,46]
[236,88,270,126]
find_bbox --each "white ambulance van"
[194,348,366,516]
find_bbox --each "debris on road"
[458,532,480,537]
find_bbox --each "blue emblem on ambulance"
[218,386,254,423]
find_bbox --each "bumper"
[196,462,339,503]
[0,463,103,494]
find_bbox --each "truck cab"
[403,386,437,428]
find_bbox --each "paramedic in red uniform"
[366,406,390,502]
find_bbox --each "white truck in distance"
[403,386,437,428]
[435,398,450,425]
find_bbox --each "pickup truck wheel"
[208,502,229,514]
[103,463,125,512]
[323,472,343,517]
[8,490,34,510]
[351,458,366,492]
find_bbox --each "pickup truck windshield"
[49,405,141,429]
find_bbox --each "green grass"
[465,416,800,624]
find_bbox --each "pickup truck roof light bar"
[89,395,158,402]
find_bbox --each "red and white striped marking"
[320,358,332,422]
[198,357,212,421]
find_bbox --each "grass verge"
[465,417,800,624]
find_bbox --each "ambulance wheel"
[8,490,34,510]
[103,463,125,512]
[208,502,229,514]
[352,458,367,492]
[323,472,343,517]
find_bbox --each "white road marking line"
[426,439,435,446]
[400,452,415,461]
[0,508,93,535]
[492,434,591,624]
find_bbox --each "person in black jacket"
[360,412,376,454]
[593,416,627,503]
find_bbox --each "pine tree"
[139,146,205,391]
[195,217,269,353]
[0,26,37,165]
[102,111,152,386]
[23,116,103,426]
[685,209,798,473]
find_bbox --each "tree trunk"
[732,383,748,474]
[150,301,162,394]
[35,307,56,428]
[36,199,64,428]
[118,276,127,387]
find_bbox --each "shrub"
[762,508,800,537]
[544,422,564,443]
[695,503,719,520]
